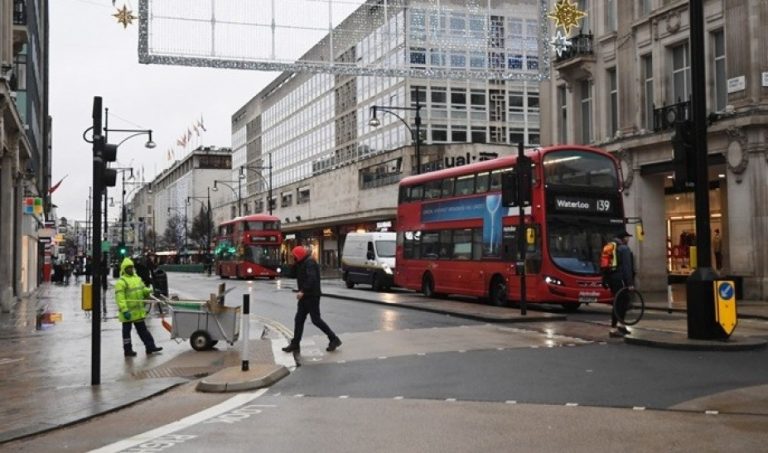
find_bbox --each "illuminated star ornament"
[113,4,137,29]
[548,0,587,36]
[550,31,572,58]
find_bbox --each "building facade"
[540,0,767,298]
[128,146,232,257]
[230,0,543,268]
[0,0,50,308]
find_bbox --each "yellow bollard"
[81,283,92,311]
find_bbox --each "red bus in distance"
[395,145,625,310]
[214,214,282,280]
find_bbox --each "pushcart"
[150,284,240,351]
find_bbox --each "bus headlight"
[383,264,393,275]
[247,267,253,274]
[276,267,282,274]
[544,275,564,286]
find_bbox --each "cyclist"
[601,230,635,336]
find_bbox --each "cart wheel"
[190,330,212,351]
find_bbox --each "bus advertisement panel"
[214,214,282,279]
[395,145,625,310]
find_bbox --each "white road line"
[88,389,268,453]
[271,339,297,371]
[705,410,719,415]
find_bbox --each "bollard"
[241,288,251,371]
[667,284,674,314]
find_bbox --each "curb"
[196,364,290,393]
[325,292,566,323]
[623,333,767,351]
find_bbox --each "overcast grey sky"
[50,0,279,221]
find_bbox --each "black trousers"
[291,296,336,345]
[607,277,628,327]
[122,320,157,351]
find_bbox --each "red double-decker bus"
[395,145,626,310]
[214,214,282,280]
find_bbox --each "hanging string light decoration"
[548,0,587,57]
[113,3,137,29]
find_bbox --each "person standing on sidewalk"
[115,257,163,357]
[282,246,342,354]
[601,231,635,337]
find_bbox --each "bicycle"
[612,287,645,326]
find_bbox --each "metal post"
[517,143,527,316]
[206,186,212,260]
[414,86,422,175]
[91,96,103,386]
[268,153,273,215]
[121,171,126,244]
[242,288,251,371]
[685,0,719,339]
[237,176,242,216]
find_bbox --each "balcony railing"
[554,32,594,62]
[653,100,691,132]
[14,0,27,25]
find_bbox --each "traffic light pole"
[90,97,104,386]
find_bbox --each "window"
[432,125,448,142]
[281,193,293,208]
[605,0,616,32]
[608,68,618,137]
[455,174,475,195]
[713,30,726,112]
[672,43,691,102]
[642,55,654,130]
[558,85,568,143]
[452,229,473,260]
[638,0,651,17]
[471,126,486,143]
[579,80,593,143]
[577,0,591,34]
[424,180,442,199]
[475,172,490,193]
[452,125,467,142]
[441,178,455,197]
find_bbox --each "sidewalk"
[0,279,276,444]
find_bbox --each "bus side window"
[489,170,503,191]
[439,230,452,259]
[442,178,455,197]
[421,231,440,258]
[452,229,473,260]
[476,172,490,193]
[455,174,475,195]
[502,227,517,262]
[472,228,483,260]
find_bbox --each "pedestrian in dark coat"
[282,246,342,353]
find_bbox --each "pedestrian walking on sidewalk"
[601,230,635,337]
[282,246,342,354]
[115,257,163,357]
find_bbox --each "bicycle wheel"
[613,287,644,326]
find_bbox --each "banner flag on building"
[48,175,68,194]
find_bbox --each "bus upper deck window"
[476,172,490,193]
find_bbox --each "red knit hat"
[292,246,308,262]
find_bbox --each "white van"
[341,232,396,291]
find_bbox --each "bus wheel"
[488,277,508,307]
[344,272,354,289]
[421,273,435,298]
[372,273,383,292]
[560,303,581,313]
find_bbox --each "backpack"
[600,241,618,273]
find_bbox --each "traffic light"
[672,120,696,190]
[501,155,533,208]
[94,135,118,187]
[118,242,127,257]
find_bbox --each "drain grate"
[133,366,217,379]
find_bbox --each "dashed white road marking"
[446,398,457,402]
[394,396,404,400]
[565,402,579,407]
[633,406,646,411]
[505,400,517,404]
[339,395,349,399]
[705,410,719,415]
[88,389,268,453]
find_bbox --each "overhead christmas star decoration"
[113,4,137,29]
[550,30,573,58]
[548,0,587,36]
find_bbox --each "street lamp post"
[369,87,424,174]
[114,167,134,247]
[213,179,243,217]
[240,153,273,215]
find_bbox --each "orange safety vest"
[600,241,618,272]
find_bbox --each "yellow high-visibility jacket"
[115,258,151,323]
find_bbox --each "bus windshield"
[543,150,618,189]
[375,240,396,258]
[547,220,619,275]
[245,245,281,268]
